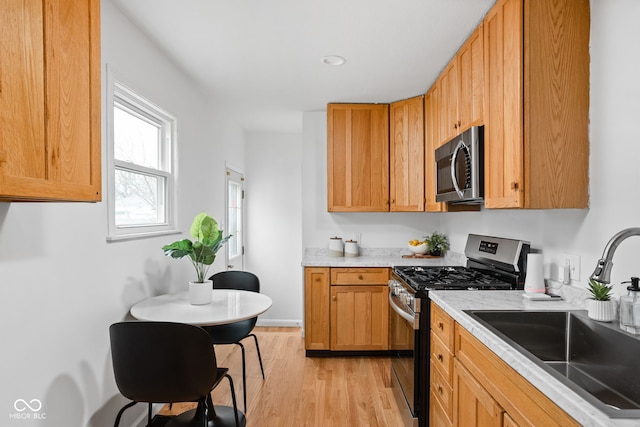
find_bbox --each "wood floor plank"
[158,327,406,426]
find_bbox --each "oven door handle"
[389,293,419,330]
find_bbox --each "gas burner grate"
[394,266,512,291]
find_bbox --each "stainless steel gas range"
[389,234,530,427]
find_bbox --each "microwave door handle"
[451,141,465,198]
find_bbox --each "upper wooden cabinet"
[327,104,389,212]
[457,24,484,133]
[0,0,101,202]
[483,0,589,209]
[425,87,447,213]
[390,96,424,212]
[434,24,485,147]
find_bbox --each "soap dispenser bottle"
[619,277,640,334]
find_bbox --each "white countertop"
[301,247,467,268]
[430,290,639,427]
[301,254,447,268]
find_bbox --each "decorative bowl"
[408,242,428,254]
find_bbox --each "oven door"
[389,290,419,425]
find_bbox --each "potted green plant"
[162,212,231,304]
[424,231,450,257]
[586,278,616,322]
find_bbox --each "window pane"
[115,169,166,226]
[114,106,161,169]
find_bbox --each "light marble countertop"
[301,248,466,268]
[430,290,639,427]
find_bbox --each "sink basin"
[464,309,640,418]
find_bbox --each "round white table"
[130,289,272,326]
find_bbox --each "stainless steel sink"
[464,309,640,418]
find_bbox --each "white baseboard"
[256,319,302,328]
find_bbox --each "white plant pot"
[586,299,616,322]
[189,280,213,305]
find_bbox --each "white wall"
[245,132,303,326]
[301,0,640,299]
[0,2,246,426]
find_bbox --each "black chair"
[202,271,265,412]
[109,321,246,427]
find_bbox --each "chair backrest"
[109,322,218,403]
[209,271,260,293]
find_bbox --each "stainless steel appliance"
[435,125,484,204]
[389,233,530,427]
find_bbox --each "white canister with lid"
[328,237,344,257]
[344,240,359,257]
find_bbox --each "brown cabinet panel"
[327,103,389,212]
[483,0,590,209]
[304,268,330,350]
[330,267,389,285]
[330,284,389,351]
[431,360,453,425]
[455,323,580,426]
[424,88,447,212]
[457,24,485,131]
[0,0,101,201]
[453,358,504,427]
[431,303,455,349]
[390,96,424,212]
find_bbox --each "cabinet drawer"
[431,303,454,350]
[431,332,453,382]
[430,360,453,424]
[330,268,389,285]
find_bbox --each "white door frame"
[225,165,244,270]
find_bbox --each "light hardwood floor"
[159,327,406,426]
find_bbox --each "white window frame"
[106,67,178,241]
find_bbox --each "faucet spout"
[590,227,640,283]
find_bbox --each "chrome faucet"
[590,228,640,283]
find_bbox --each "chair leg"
[248,333,265,379]
[224,373,241,427]
[147,402,152,425]
[235,342,247,413]
[113,401,137,427]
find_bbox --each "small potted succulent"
[424,232,450,257]
[162,212,231,304]
[586,278,616,322]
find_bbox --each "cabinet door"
[439,62,459,144]
[304,268,330,350]
[453,359,503,427]
[0,0,101,201]
[390,96,424,212]
[424,88,447,212]
[483,0,524,208]
[327,103,389,212]
[457,23,484,131]
[330,285,389,350]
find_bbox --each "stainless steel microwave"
[435,126,484,204]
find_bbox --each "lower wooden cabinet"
[330,284,388,350]
[304,267,389,351]
[304,267,330,350]
[430,304,580,427]
[453,358,503,426]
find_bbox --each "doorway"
[226,167,244,270]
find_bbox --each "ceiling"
[110,0,496,132]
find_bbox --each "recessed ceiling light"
[321,55,346,66]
